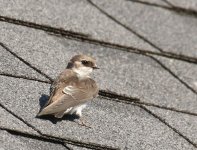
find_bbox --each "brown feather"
[37,69,98,116]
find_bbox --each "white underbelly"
[65,103,87,117]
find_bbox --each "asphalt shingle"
[0,44,47,81]
[164,0,197,10]
[0,130,67,150]
[67,144,90,150]
[157,56,197,91]
[91,0,197,57]
[0,0,155,51]
[147,106,197,145]
[0,0,196,149]
[133,0,167,5]
[1,1,196,97]
[0,76,195,150]
[129,0,197,10]
[0,107,36,133]
[0,22,196,113]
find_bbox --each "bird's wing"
[38,72,98,116]
[43,69,74,108]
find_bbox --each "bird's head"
[67,54,99,78]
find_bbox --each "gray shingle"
[0,0,196,149]
[164,0,197,10]
[147,106,197,145]
[66,144,90,150]
[157,56,197,92]
[0,107,36,133]
[0,0,155,51]
[91,0,197,57]
[131,0,168,5]
[0,76,195,150]
[0,130,67,150]
[0,22,196,113]
[0,45,47,81]
[127,0,197,10]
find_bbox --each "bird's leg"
[77,117,92,128]
[74,110,92,128]
[73,117,92,128]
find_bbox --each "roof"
[0,0,197,149]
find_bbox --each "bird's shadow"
[36,94,79,124]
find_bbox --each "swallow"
[37,54,99,127]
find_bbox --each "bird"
[37,54,99,127]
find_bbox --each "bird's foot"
[75,117,92,129]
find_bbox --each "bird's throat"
[73,67,92,79]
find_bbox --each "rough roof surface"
[0,0,197,150]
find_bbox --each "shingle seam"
[127,0,197,18]
[1,24,196,116]
[1,36,197,96]
[1,39,197,96]
[138,105,197,148]
[0,16,89,38]
[0,10,195,146]
[87,0,165,53]
[87,0,197,94]
[149,55,197,94]
[1,90,196,149]
[0,127,70,150]
[99,95,197,117]
[0,104,120,150]
[0,74,196,149]
[0,16,197,64]
[0,127,117,150]
[63,143,74,150]
[0,127,62,144]
[0,72,49,84]
[0,42,53,82]
[1,72,196,117]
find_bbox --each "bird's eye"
[81,60,89,65]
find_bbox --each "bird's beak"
[93,65,100,69]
